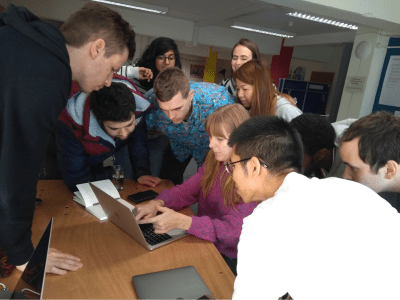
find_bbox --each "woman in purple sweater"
[135,104,257,275]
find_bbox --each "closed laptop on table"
[132,266,214,299]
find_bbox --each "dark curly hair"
[90,82,136,124]
[136,37,181,90]
[290,113,336,156]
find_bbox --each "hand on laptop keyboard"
[139,223,172,246]
[137,205,192,234]
[134,199,165,222]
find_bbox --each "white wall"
[12,0,195,41]
[10,0,283,56]
[286,31,357,47]
[324,45,347,114]
[303,0,400,27]
[288,44,345,114]
[293,45,337,63]
[198,25,282,55]
[337,30,390,120]
[262,0,400,33]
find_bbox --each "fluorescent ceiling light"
[91,0,168,14]
[231,22,295,38]
[287,12,358,30]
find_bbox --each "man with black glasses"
[228,116,400,300]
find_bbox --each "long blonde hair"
[200,104,250,208]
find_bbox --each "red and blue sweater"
[56,74,152,191]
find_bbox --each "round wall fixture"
[355,41,372,59]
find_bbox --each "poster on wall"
[288,66,306,81]
[344,76,366,94]
[379,56,400,107]
[190,64,205,79]
[372,37,400,114]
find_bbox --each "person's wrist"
[152,199,164,207]
[179,215,192,231]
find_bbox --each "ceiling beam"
[192,26,199,46]
[194,3,272,27]
[285,31,356,47]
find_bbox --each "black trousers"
[160,143,193,185]
[221,253,237,276]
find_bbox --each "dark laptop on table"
[0,218,52,300]
[90,183,187,250]
[132,266,215,299]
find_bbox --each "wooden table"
[0,180,235,299]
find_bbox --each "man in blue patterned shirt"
[145,67,235,184]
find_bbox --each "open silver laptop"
[132,266,215,299]
[0,218,52,300]
[90,183,187,250]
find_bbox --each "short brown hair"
[340,111,400,173]
[153,67,190,102]
[60,2,136,60]
[232,38,260,60]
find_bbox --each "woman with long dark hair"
[136,37,181,91]
[234,59,302,121]
[117,37,181,94]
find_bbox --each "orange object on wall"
[270,40,293,86]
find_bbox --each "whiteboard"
[373,37,400,113]
[379,56,400,107]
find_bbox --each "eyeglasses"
[156,55,175,62]
[224,158,268,175]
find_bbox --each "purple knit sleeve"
[157,166,205,211]
[187,202,257,247]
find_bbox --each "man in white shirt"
[227,116,400,300]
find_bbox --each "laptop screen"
[10,218,52,299]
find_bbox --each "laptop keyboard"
[139,223,172,246]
